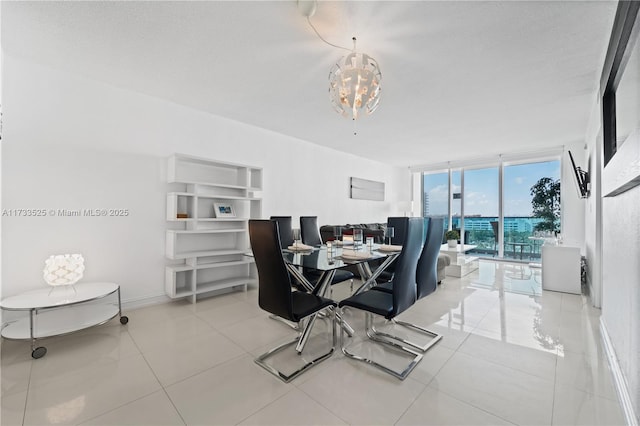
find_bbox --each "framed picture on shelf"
[213,203,235,218]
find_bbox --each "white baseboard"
[601,318,639,426]
[122,294,171,311]
[120,284,256,311]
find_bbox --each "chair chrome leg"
[256,309,336,383]
[317,309,354,337]
[368,318,442,353]
[296,312,318,353]
[339,310,423,380]
[336,311,354,337]
[269,314,300,331]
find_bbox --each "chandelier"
[328,38,382,121]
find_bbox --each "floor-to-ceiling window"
[422,156,560,262]
[422,171,449,239]
[463,167,499,257]
[450,169,462,240]
[503,160,560,261]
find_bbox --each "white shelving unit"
[165,154,262,303]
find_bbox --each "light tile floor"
[1,260,627,425]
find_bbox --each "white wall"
[601,182,640,419]
[583,92,640,421]
[1,54,409,304]
[584,95,603,307]
[600,135,640,421]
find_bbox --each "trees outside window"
[530,177,560,232]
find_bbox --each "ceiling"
[2,1,617,167]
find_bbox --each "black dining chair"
[387,216,409,246]
[338,217,424,380]
[374,216,409,284]
[300,216,323,247]
[388,217,444,352]
[267,216,308,328]
[367,218,442,352]
[300,216,355,292]
[249,220,336,382]
[270,216,294,247]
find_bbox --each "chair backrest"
[270,216,294,247]
[490,221,500,243]
[300,216,322,246]
[384,217,409,275]
[416,217,444,299]
[387,217,408,245]
[249,220,294,320]
[390,217,423,317]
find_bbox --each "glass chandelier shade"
[328,51,382,120]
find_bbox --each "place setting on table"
[279,224,404,284]
[284,229,316,254]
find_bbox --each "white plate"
[378,244,403,252]
[287,244,314,251]
[340,250,372,260]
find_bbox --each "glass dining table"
[282,244,401,352]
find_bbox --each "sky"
[423,160,560,217]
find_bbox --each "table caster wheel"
[32,347,47,359]
[119,316,129,325]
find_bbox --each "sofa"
[319,223,386,244]
[437,253,451,283]
[319,222,450,283]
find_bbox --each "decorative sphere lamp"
[43,254,85,290]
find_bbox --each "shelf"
[195,277,257,295]
[167,229,245,234]
[1,304,120,339]
[0,282,120,310]
[195,194,261,201]
[166,264,195,273]
[195,259,254,269]
[166,154,261,303]
[166,257,253,272]
[170,153,257,170]
[167,192,196,197]
[167,218,249,222]
[168,180,248,190]
[172,289,193,299]
[196,218,248,222]
[168,249,248,260]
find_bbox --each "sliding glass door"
[463,167,499,257]
[503,160,560,261]
[422,158,560,262]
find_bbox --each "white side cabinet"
[541,245,581,294]
[165,154,262,303]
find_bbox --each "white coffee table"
[0,282,128,359]
[440,244,479,277]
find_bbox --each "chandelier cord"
[306,16,353,52]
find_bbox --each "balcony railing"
[447,216,546,261]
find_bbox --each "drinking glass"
[366,236,374,251]
[353,229,363,249]
[333,226,342,245]
[384,227,395,245]
[292,228,301,249]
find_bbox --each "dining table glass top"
[281,245,389,271]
